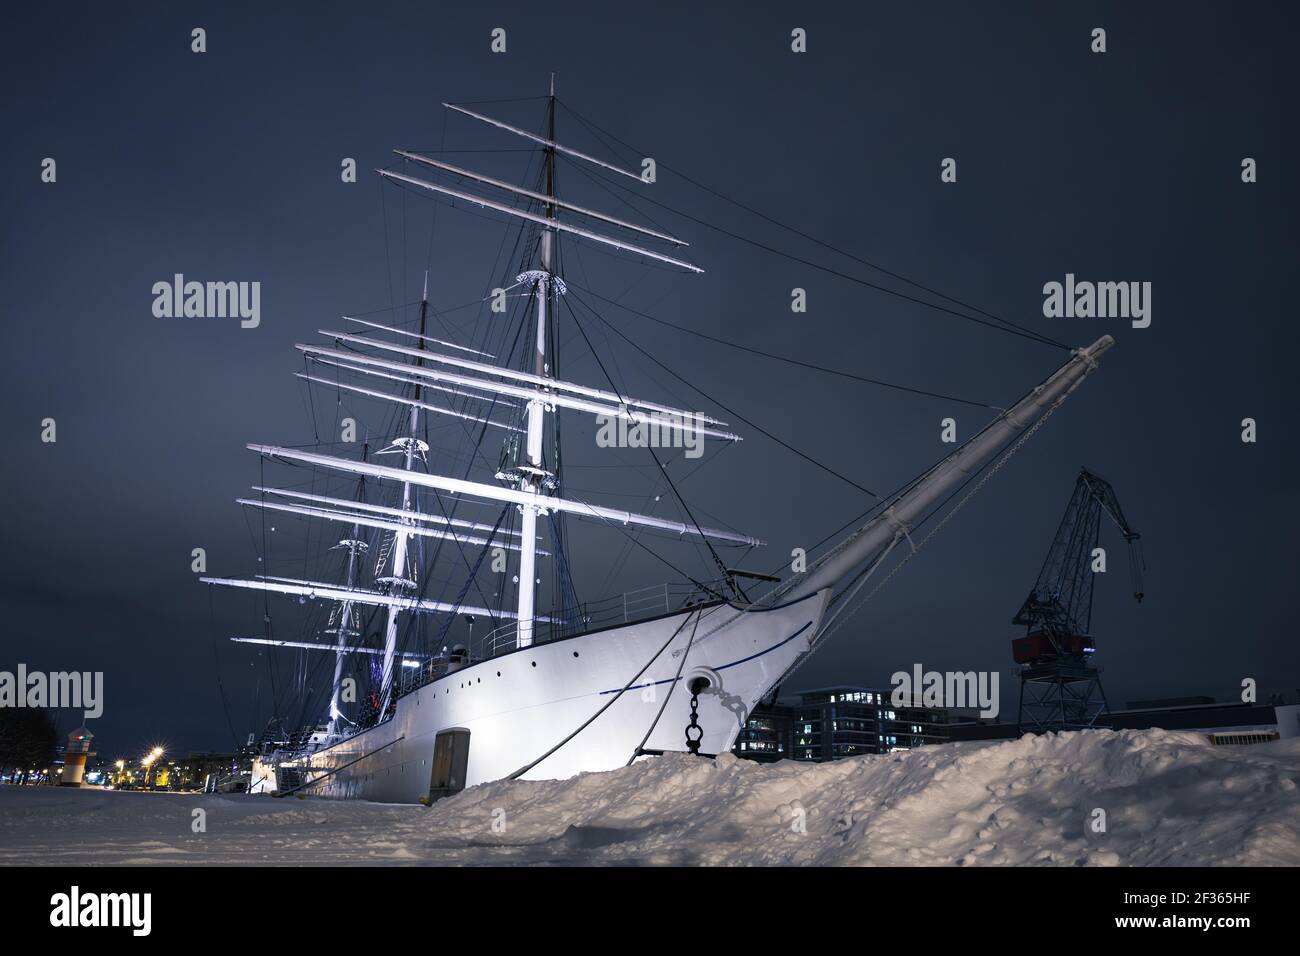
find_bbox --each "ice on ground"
[1,729,1297,866]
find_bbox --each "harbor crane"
[1012,467,1145,733]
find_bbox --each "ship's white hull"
[286,590,829,803]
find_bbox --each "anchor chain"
[685,695,703,754]
[685,677,709,755]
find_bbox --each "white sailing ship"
[204,88,1114,803]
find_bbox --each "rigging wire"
[560,151,1063,350]
[560,292,739,596]
[257,456,279,725]
[560,243,727,596]
[560,239,729,596]
[447,95,553,106]
[758,353,1065,589]
[431,505,511,648]
[565,283,882,501]
[207,588,243,749]
[570,284,1000,410]
[556,99,1069,351]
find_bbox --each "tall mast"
[327,442,368,738]
[516,81,556,648]
[377,272,430,715]
[212,89,719,692]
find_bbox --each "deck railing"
[472,580,720,659]
[383,580,724,702]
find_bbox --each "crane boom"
[1013,466,1144,642]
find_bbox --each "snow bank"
[1,729,1297,865]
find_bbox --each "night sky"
[3,1,1297,757]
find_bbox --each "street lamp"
[142,747,164,788]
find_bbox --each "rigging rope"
[565,284,882,500]
[571,284,1000,410]
[431,505,511,650]
[626,604,704,764]
[505,606,703,780]
[207,588,243,749]
[773,401,1059,690]
[561,292,739,597]
[556,99,1069,351]
[559,152,1063,350]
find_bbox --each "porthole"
[531,661,537,667]
[572,651,579,658]
[496,671,501,677]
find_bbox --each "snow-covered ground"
[1,729,1297,866]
